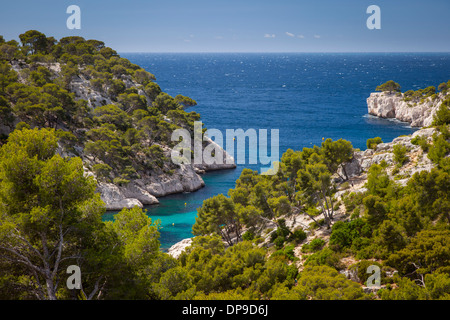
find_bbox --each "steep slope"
[0,31,235,210]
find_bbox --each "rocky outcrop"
[97,140,235,210]
[367,92,444,127]
[194,137,236,172]
[167,238,193,258]
[97,182,149,210]
[334,126,437,202]
[96,154,237,210]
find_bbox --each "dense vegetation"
[2,124,448,300]
[188,124,450,300]
[0,30,200,184]
[0,31,449,300]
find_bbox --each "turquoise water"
[102,170,239,250]
[108,53,450,250]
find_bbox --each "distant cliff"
[367,91,445,127]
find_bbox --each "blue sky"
[1,0,449,52]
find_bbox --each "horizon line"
[118,51,450,54]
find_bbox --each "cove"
[102,52,450,250]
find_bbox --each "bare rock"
[144,164,205,197]
[167,238,193,259]
[411,127,436,139]
[194,137,237,171]
[367,92,443,127]
[97,182,144,210]
[122,182,159,205]
[96,182,162,210]
[338,154,362,179]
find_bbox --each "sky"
[1,0,449,52]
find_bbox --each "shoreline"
[101,165,237,213]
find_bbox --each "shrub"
[438,81,449,93]
[290,228,307,243]
[270,219,291,243]
[309,238,325,251]
[428,132,450,165]
[350,207,360,220]
[121,165,139,179]
[242,230,254,241]
[283,245,296,261]
[93,163,112,181]
[270,230,278,242]
[286,264,298,282]
[366,137,383,150]
[329,218,371,252]
[340,182,350,190]
[432,99,450,126]
[274,236,285,249]
[113,177,130,186]
[403,90,414,98]
[419,138,430,152]
[304,248,342,269]
[296,265,367,300]
[354,260,383,285]
[393,144,409,167]
[90,78,104,92]
[422,86,436,97]
[302,238,325,253]
[343,191,365,214]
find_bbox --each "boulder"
[97,182,149,211]
[167,238,193,259]
[194,137,237,171]
[145,164,205,197]
[338,154,362,179]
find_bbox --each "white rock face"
[367,92,443,127]
[94,163,209,210]
[167,238,193,259]
[97,182,149,211]
[194,137,237,171]
[144,163,206,197]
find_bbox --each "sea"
[103,53,450,250]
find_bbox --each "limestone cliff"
[367,91,445,127]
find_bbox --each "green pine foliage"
[376,80,401,93]
[366,136,383,150]
[0,30,200,184]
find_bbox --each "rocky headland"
[367,91,445,127]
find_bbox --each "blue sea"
[103,53,450,250]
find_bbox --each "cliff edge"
[367,91,445,127]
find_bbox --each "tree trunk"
[342,165,349,181]
[45,277,57,300]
